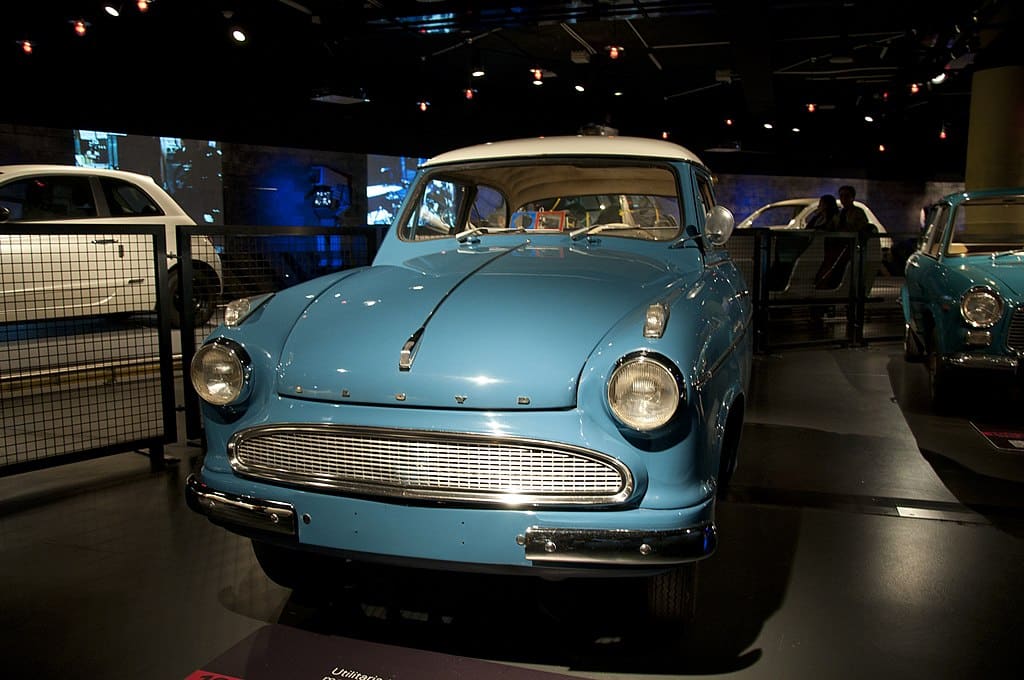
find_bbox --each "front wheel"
[646,563,698,624]
[928,333,958,412]
[168,267,218,328]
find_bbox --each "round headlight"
[191,341,249,406]
[607,354,683,431]
[960,287,1003,328]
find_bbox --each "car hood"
[276,242,685,409]
[959,254,1024,298]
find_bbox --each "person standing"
[807,194,839,230]
[837,185,869,233]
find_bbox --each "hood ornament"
[399,327,425,371]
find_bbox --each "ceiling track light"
[231,27,247,43]
[72,19,89,37]
[417,101,430,111]
[103,4,122,17]
[137,0,151,12]
[17,39,33,54]
[606,45,623,60]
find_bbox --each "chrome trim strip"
[227,424,634,507]
[943,353,1018,371]
[693,307,753,391]
[185,474,296,536]
[523,522,716,565]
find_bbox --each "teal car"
[185,135,753,623]
[902,188,1024,407]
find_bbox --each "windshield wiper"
[454,226,526,242]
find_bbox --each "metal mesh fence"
[727,230,911,350]
[1,225,175,475]
[178,226,382,439]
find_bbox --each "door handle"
[91,238,119,245]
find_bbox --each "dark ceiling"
[3,1,1021,180]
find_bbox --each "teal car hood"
[958,254,1024,298]
[277,243,685,409]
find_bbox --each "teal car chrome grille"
[228,424,633,506]
[1007,308,1024,354]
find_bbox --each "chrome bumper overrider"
[522,523,716,565]
[185,474,297,536]
[944,353,1019,371]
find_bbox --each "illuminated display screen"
[367,153,428,225]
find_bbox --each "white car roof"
[0,164,189,217]
[422,135,706,167]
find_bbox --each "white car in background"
[737,196,892,251]
[0,164,222,327]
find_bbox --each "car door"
[0,173,147,322]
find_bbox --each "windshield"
[399,162,683,242]
[743,203,807,229]
[945,196,1024,256]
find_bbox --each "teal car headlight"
[960,286,1003,328]
[607,352,684,431]
[191,340,252,406]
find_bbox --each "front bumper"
[942,353,1019,372]
[185,473,716,570]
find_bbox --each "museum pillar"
[964,3,1023,190]
[965,64,1024,190]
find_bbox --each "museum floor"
[2,342,1023,680]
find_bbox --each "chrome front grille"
[1007,308,1024,354]
[228,425,633,506]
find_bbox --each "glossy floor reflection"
[1,342,1022,679]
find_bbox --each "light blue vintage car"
[902,188,1024,408]
[185,135,753,622]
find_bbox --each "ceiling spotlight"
[18,39,33,55]
[725,118,734,126]
[806,103,816,113]
[231,28,247,42]
[574,84,585,93]
[791,127,801,133]
[417,101,430,111]
[864,115,874,123]
[661,131,669,140]
[763,122,773,130]
[471,67,485,78]
[464,88,475,100]
[878,143,886,152]
[613,91,623,96]
[72,19,89,37]
[910,82,920,94]
[607,45,623,60]
[939,126,948,140]
[137,0,150,12]
[103,4,121,17]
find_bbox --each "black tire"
[928,332,958,412]
[903,325,925,363]
[168,267,218,329]
[717,405,744,498]
[646,563,698,624]
[251,540,340,591]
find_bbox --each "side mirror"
[704,205,735,246]
[0,206,10,223]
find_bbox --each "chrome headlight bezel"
[960,286,1003,328]
[606,351,685,431]
[190,339,252,406]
